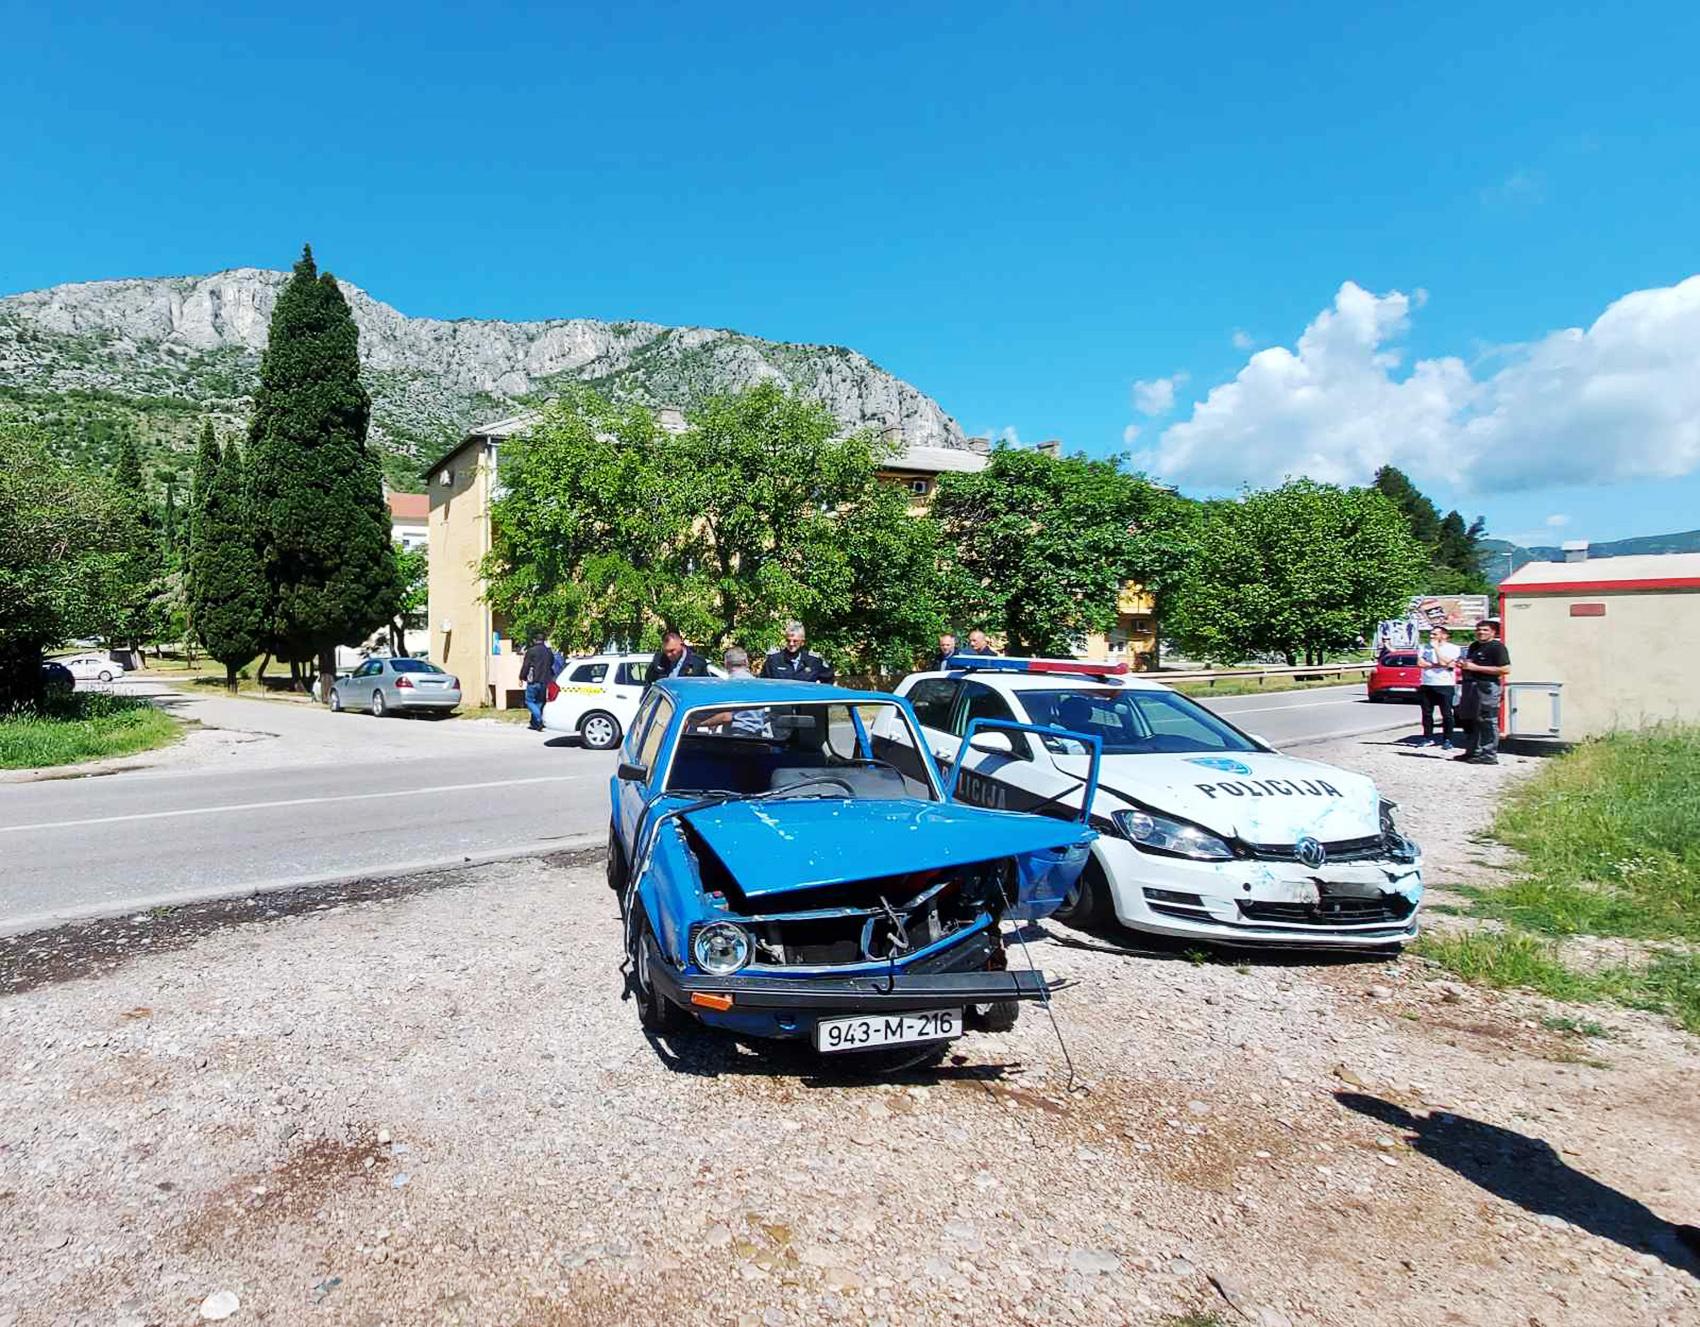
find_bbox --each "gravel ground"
[3,736,1697,1327]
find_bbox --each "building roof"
[1501,552,1700,591]
[424,409,991,479]
[387,491,429,521]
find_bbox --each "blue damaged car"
[606,677,1101,1054]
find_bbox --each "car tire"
[1052,855,1112,930]
[632,915,689,1036]
[98,670,113,683]
[371,690,387,718]
[580,710,622,750]
[607,822,628,893]
[967,1001,1020,1032]
[329,688,343,713]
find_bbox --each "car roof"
[908,667,1172,693]
[653,677,898,707]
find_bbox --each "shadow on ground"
[1337,1091,1700,1277]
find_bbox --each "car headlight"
[1380,799,1420,863]
[691,922,751,975]
[1112,809,1235,861]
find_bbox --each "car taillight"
[395,675,414,689]
[449,677,459,690]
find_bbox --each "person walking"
[1417,625,1461,749]
[518,632,556,732]
[644,629,709,687]
[1455,619,1511,764]
[931,632,959,671]
[761,621,835,683]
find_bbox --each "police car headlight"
[1379,799,1399,836]
[1113,809,1234,861]
[692,922,751,975]
[1379,799,1419,863]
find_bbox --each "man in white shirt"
[1417,626,1461,749]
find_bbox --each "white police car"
[871,658,1423,950]
[541,652,726,750]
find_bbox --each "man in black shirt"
[1454,619,1511,764]
[644,629,709,687]
[931,631,959,671]
[761,621,835,683]
[518,633,557,732]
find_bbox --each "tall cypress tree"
[189,424,266,693]
[247,245,400,699]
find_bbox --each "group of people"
[1415,618,1512,765]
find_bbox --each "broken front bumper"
[643,933,1059,1038]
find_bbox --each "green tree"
[1373,464,1491,594]
[930,447,1193,656]
[390,545,428,655]
[189,424,267,693]
[1165,480,1427,665]
[0,425,147,709]
[485,383,899,661]
[1371,465,1441,547]
[247,245,400,700]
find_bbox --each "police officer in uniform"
[761,621,835,684]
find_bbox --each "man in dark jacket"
[644,630,710,687]
[761,621,835,684]
[1454,619,1511,764]
[518,633,556,732]
[931,632,959,671]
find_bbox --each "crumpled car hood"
[684,797,1090,897]
[1051,750,1381,844]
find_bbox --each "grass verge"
[1168,675,1366,700]
[0,691,182,769]
[1414,725,1700,1034]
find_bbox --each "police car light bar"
[948,657,1129,677]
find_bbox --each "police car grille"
[1247,834,1386,863]
[1237,893,1415,926]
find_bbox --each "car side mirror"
[969,731,1015,756]
[616,761,649,782]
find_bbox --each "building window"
[906,478,930,496]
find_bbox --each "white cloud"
[1231,329,1256,350]
[994,425,1023,446]
[1122,424,1141,445]
[1132,374,1188,417]
[1481,168,1545,209]
[1136,275,1700,495]
[1544,513,1570,529]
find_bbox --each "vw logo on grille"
[1294,836,1327,869]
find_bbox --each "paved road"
[0,679,1411,933]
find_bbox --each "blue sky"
[5,2,1698,543]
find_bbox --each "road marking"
[0,775,594,835]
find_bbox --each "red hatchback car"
[1367,652,1423,702]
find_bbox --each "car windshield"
[1382,654,1419,667]
[1018,687,1258,756]
[666,700,935,801]
[390,659,445,674]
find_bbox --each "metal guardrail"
[1152,662,1374,688]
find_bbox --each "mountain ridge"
[0,267,967,489]
[1481,529,1700,581]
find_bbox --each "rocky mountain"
[0,268,967,488]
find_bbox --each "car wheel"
[607,822,629,893]
[967,1001,1020,1032]
[632,915,689,1035]
[371,690,387,718]
[580,710,621,750]
[1052,855,1112,930]
[329,688,343,713]
[98,670,113,682]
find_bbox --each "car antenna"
[995,875,1082,1095]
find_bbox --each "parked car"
[608,677,1100,1053]
[871,658,1423,951]
[330,657,461,716]
[542,652,726,750]
[1367,652,1423,702]
[55,653,120,683]
[40,660,75,695]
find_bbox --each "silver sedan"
[330,658,462,717]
